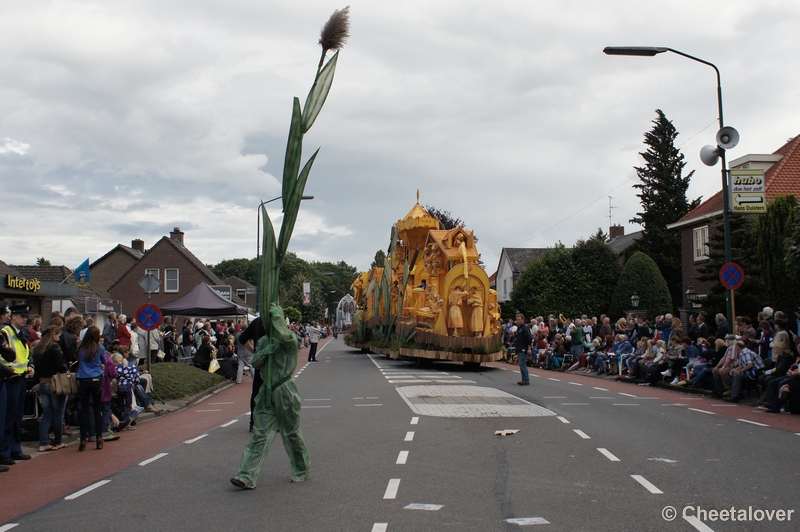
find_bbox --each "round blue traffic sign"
[136,304,163,331]
[719,262,745,290]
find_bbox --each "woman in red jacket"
[116,314,132,348]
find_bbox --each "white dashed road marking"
[372,524,388,532]
[184,434,208,444]
[383,479,401,499]
[593,387,609,391]
[548,377,561,382]
[573,429,590,439]
[221,419,238,427]
[737,418,768,427]
[404,431,415,442]
[557,416,570,424]
[505,517,550,525]
[410,417,419,424]
[396,451,409,464]
[65,480,111,500]
[618,392,637,398]
[631,474,663,494]
[597,448,620,462]
[688,408,715,415]
[568,382,583,386]
[684,515,716,532]
[139,453,168,466]
[0,524,19,531]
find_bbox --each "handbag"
[208,358,220,373]
[156,349,166,360]
[50,372,78,395]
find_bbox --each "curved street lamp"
[603,46,734,326]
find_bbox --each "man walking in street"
[307,321,322,362]
[516,313,532,385]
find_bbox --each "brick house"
[90,240,144,296]
[109,228,245,317]
[667,134,800,307]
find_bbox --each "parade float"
[345,195,505,369]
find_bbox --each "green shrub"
[609,251,672,319]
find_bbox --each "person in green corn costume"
[230,304,310,489]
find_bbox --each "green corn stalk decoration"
[259,7,350,335]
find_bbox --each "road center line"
[184,434,208,444]
[397,450,409,464]
[383,479,401,499]
[573,429,590,439]
[631,474,663,494]
[410,417,419,424]
[372,524,388,532]
[355,404,383,407]
[404,431,415,442]
[737,418,769,427]
[221,419,238,427]
[597,448,620,462]
[139,453,168,466]
[557,416,570,424]
[65,480,111,500]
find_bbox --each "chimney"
[131,239,145,253]
[609,224,624,240]
[170,227,185,246]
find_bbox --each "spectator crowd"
[503,306,800,414]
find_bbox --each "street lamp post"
[255,195,314,312]
[603,46,734,327]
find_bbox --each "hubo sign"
[6,275,41,293]
[730,169,766,214]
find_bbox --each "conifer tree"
[629,110,701,311]
[756,195,798,313]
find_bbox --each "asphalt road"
[4,338,799,532]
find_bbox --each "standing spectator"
[182,319,194,360]
[102,312,117,350]
[33,326,69,452]
[696,314,710,340]
[24,314,42,347]
[116,314,132,350]
[307,322,322,362]
[76,326,106,451]
[715,313,728,340]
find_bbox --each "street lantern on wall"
[630,292,640,309]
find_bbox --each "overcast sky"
[2,0,799,275]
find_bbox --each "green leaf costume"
[233,305,309,487]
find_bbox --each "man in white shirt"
[307,321,322,362]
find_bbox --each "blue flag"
[75,258,90,286]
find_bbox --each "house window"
[145,268,160,293]
[693,226,709,261]
[503,279,508,297]
[165,268,179,293]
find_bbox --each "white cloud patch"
[0,137,29,155]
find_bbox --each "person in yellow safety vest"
[0,304,35,466]
[0,302,13,473]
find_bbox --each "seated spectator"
[765,362,800,414]
[723,340,764,402]
[642,339,667,383]
[759,340,795,403]
[111,353,135,430]
[663,336,698,385]
[218,337,238,382]
[675,338,728,389]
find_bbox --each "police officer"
[0,302,14,472]
[0,304,35,466]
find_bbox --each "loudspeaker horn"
[716,126,739,150]
[700,145,720,167]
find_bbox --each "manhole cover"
[396,385,556,418]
